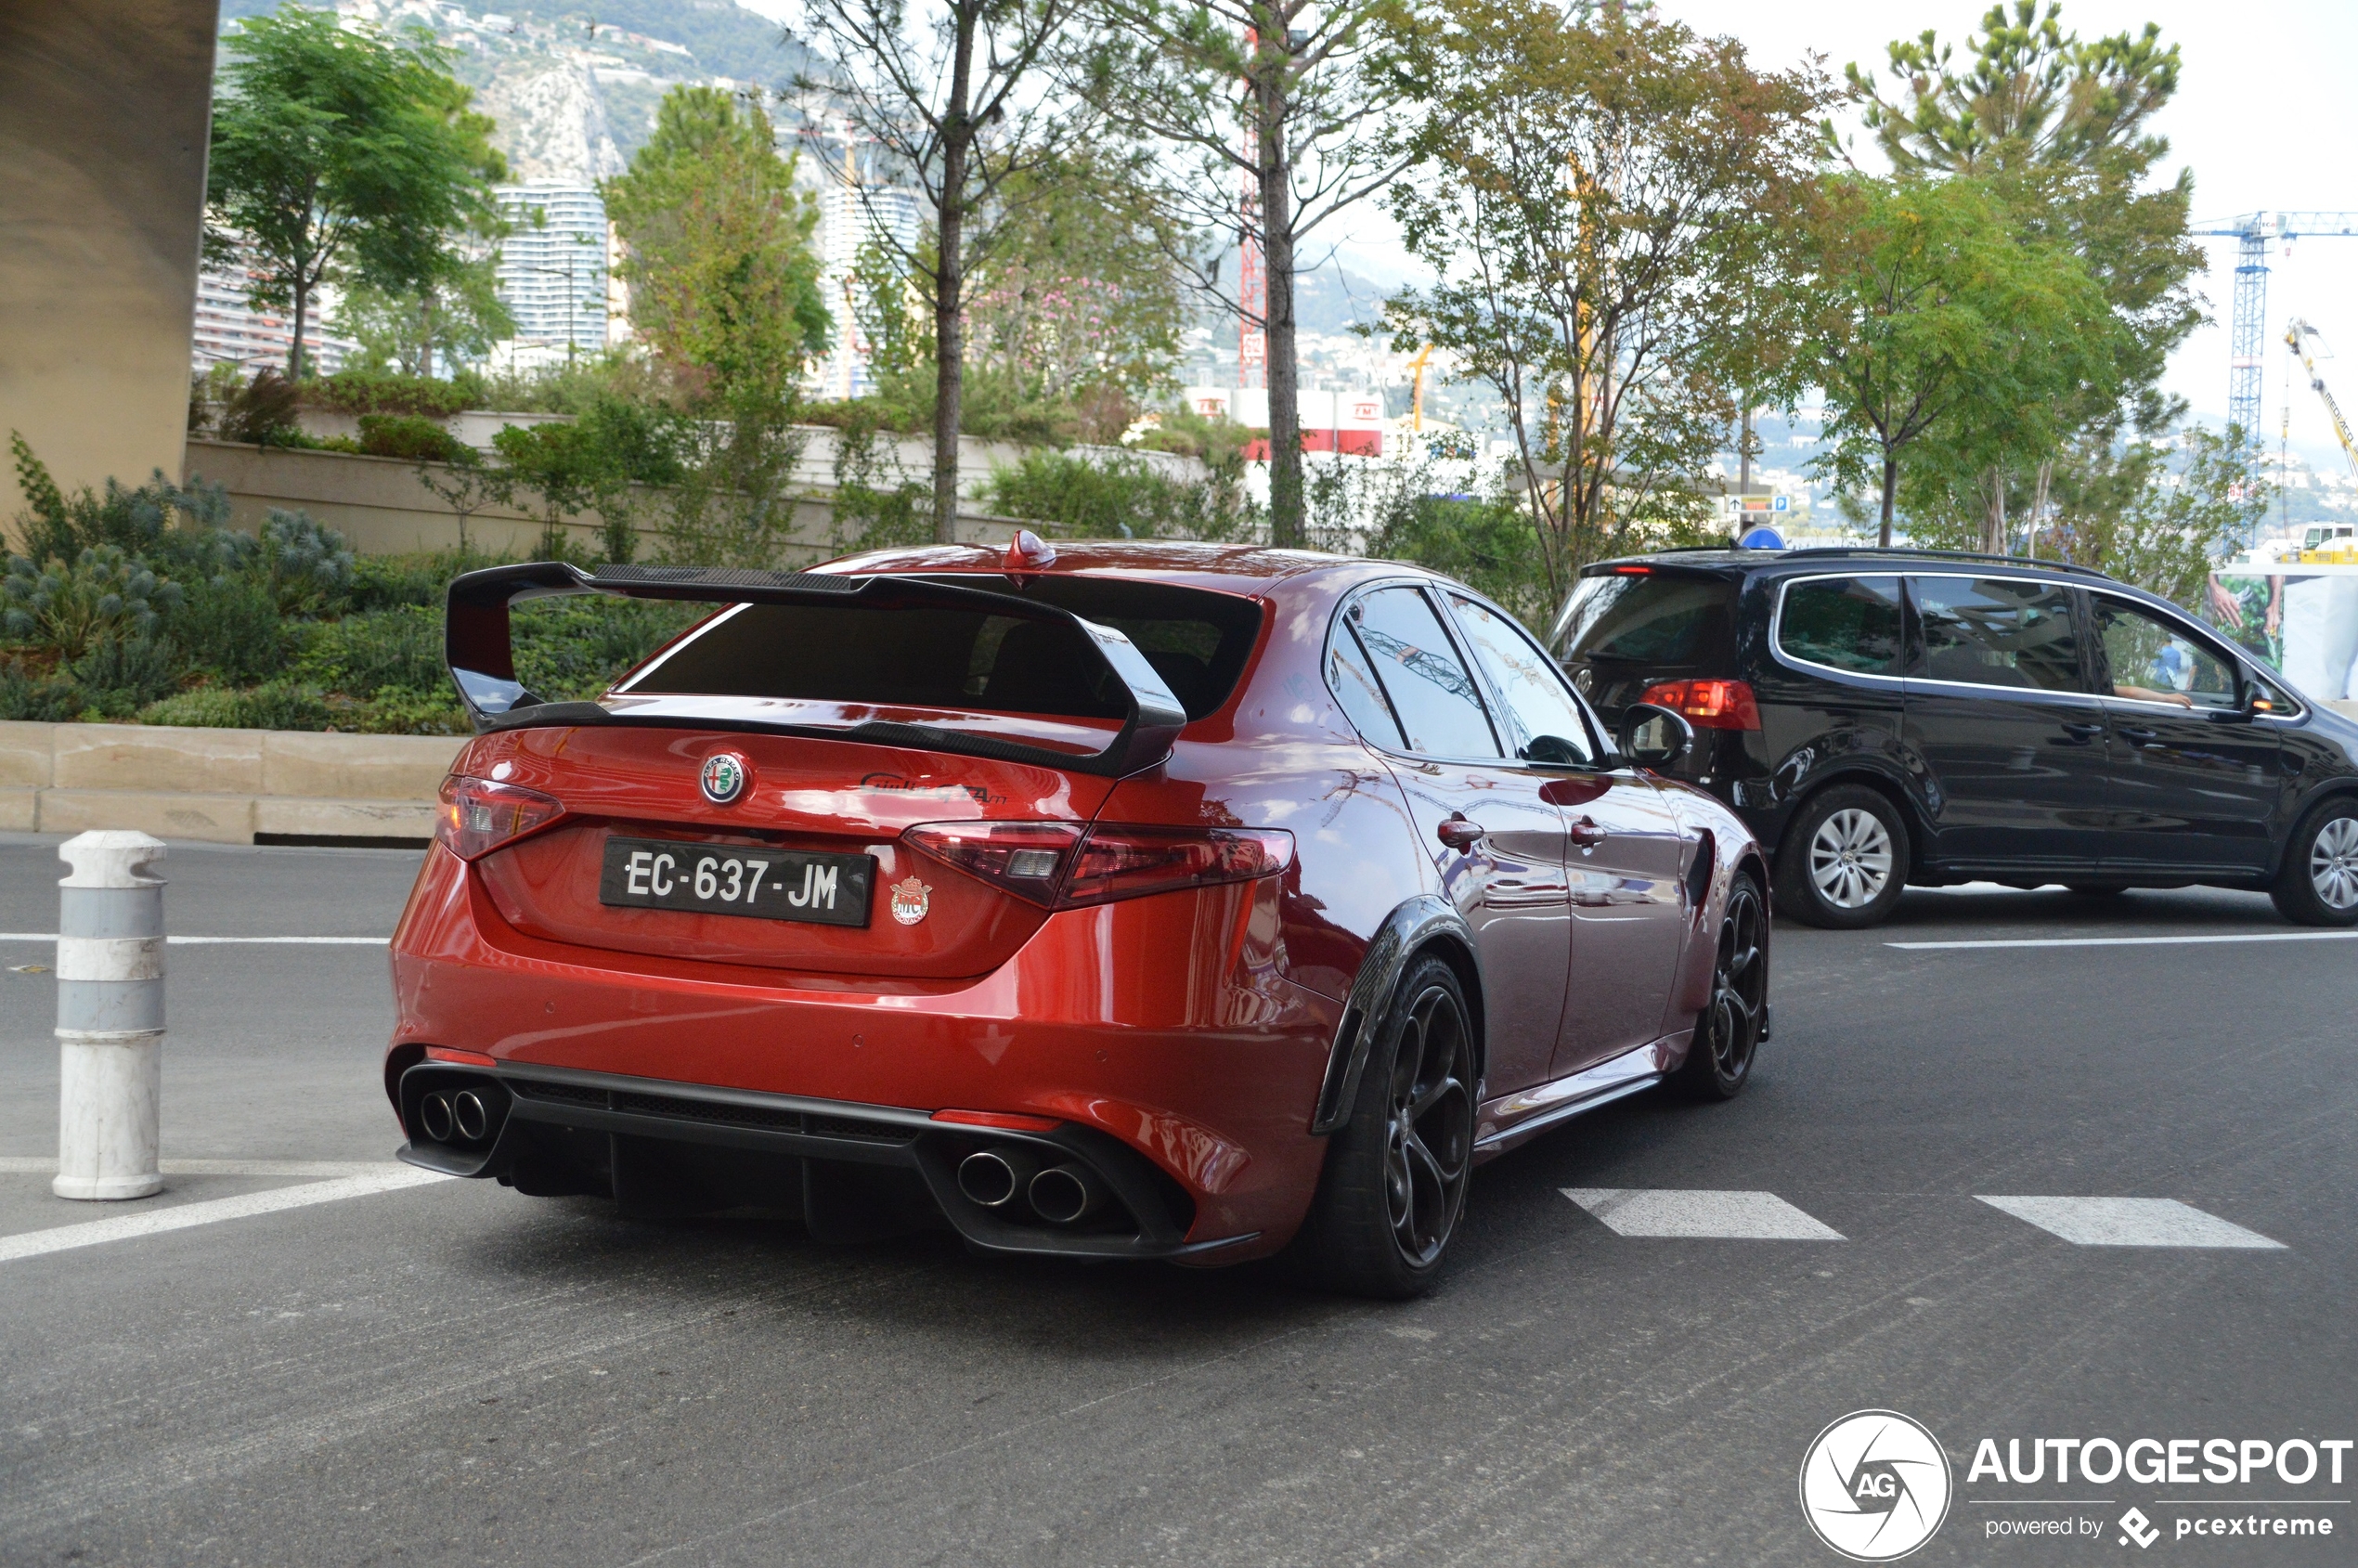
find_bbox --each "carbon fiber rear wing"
[444,562,1189,777]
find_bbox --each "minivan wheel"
[1776,784,1909,928]
[1288,955,1475,1300]
[2270,797,2358,927]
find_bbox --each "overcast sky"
[1328,0,2358,460]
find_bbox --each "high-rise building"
[493,185,611,354]
[189,252,356,376]
[814,181,924,400]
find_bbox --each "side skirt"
[1471,1035,1685,1161]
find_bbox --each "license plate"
[598,837,875,927]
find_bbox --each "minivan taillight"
[904,822,1294,909]
[436,775,565,860]
[1639,679,1761,731]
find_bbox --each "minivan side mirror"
[1618,702,1693,770]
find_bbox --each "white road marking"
[1562,1187,1846,1240]
[0,1167,449,1264]
[1888,931,2358,951]
[1976,1196,2287,1249]
[0,1157,397,1177]
[0,932,388,945]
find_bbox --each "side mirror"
[1519,733,1586,767]
[1617,702,1694,770]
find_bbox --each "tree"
[602,88,832,405]
[1795,175,2119,547]
[336,254,514,379]
[205,7,507,378]
[1068,0,1413,547]
[1386,0,1826,592]
[1841,3,2202,533]
[792,0,1081,543]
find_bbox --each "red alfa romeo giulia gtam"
[387,538,1769,1296]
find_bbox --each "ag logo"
[889,875,932,926]
[1799,1410,1953,1562]
[699,752,749,806]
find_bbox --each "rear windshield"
[1553,572,1735,665]
[619,575,1263,722]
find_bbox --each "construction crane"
[2287,318,2358,486]
[2190,213,2358,487]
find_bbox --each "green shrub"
[1367,494,1553,628]
[304,369,484,418]
[2,546,180,660]
[295,604,445,697]
[70,634,181,707]
[351,685,469,735]
[358,413,470,464]
[10,434,230,564]
[216,369,305,447]
[166,575,287,685]
[513,598,701,703]
[139,680,332,732]
[260,510,355,615]
[348,546,511,611]
[0,663,87,721]
[980,449,1257,542]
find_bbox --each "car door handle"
[2061,720,2105,740]
[2118,726,2159,745]
[1436,816,1485,850]
[1569,816,1609,849]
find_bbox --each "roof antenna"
[1004,528,1056,575]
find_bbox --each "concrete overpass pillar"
[0,0,220,525]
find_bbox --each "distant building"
[814,182,924,400]
[493,185,612,356]
[189,252,356,376]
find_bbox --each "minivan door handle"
[2118,725,2159,746]
[2060,720,2105,741]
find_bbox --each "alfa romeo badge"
[699,752,748,805]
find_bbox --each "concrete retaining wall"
[0,721,467,845]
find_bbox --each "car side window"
[1352,587,1503,758]
[2092,595,2239,711]
[1779,576,1904,676]
[1910,577,2084,694]
[1326,615,1406,748]
[1445,591,1597,764]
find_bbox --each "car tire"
[1775,784,1909,929]
[1677,872,1768,1100]
[1289,954,1477,1300]
[2269,796,2358,927]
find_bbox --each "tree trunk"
[1979,466,2006,555]
[1878,453,1897,549]
[289,274,310,380]
[2028,459,2052,559]
[1259,70,1303,550]
[930,1,978,546]
[1738,405,1754,496]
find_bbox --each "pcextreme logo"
[1800,1410,1955,1562]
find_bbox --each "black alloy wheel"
[1289,954,1476,1299]
[2271,797,2358,927]
[1679,873,1768,1099]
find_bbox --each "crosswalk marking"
[1976,1195,2286,1250]
[1562,1188,1846,1240]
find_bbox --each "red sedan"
[388,539,1769,1297]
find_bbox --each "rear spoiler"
[444,562,1189,778]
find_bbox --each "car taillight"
[436,775,565,860]
[903,822,1294,909]
[1638,678,1761,731]
[900,822,1085,905]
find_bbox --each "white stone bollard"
[53,830,168,1201]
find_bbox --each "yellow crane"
[2286,318,2358,486]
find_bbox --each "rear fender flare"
[1309,896,1479,1135]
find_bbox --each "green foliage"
[139,681,335,732]
[3,547,181,661]
[1367,493,1554,627]
[349,546,509,611]
[304,369,486,418]
[512,598,702,704]
[261,510,356,615]
[8,434,232,564]
[206,6,506,375]
[357,413,470,463]
[165,575,288,685]
[70,635,183,710]
[602,87,831,401]
[0,665,87,722]
[2042,426,2263,612]
[332,257,514,381]
[215,369,305,446]
[980,450,1258,543]
[294,604,446,697]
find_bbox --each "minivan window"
[1779,576,1904,676]
[1554,573,1734,664]
[1353,587,1501,758]
[1447,592,1597,763]
[2092,595,2239,710]
[1911,577,2083,694]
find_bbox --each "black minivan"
[1549,547,2358,928]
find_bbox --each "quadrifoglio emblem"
[1800,1410,1954,1561]
[699,752,748,805]
[889,875,932,926]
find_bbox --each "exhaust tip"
[452,1089,490,1144]
[418,1091,455,1144]
[956,1148,1037,1208]
[1028,1163,1108,1225]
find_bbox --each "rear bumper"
[386,844,1341,1262]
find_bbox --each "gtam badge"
[699,752,749,805]
[889,875,932,926]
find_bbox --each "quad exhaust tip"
[1027,1163,1108,1225]
[416,1086,497,1147]
[452,1090,490,1143]
[956,1147,1041,1209]
[419,1091,456,1144]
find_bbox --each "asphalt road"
[0,833,2352,1566]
